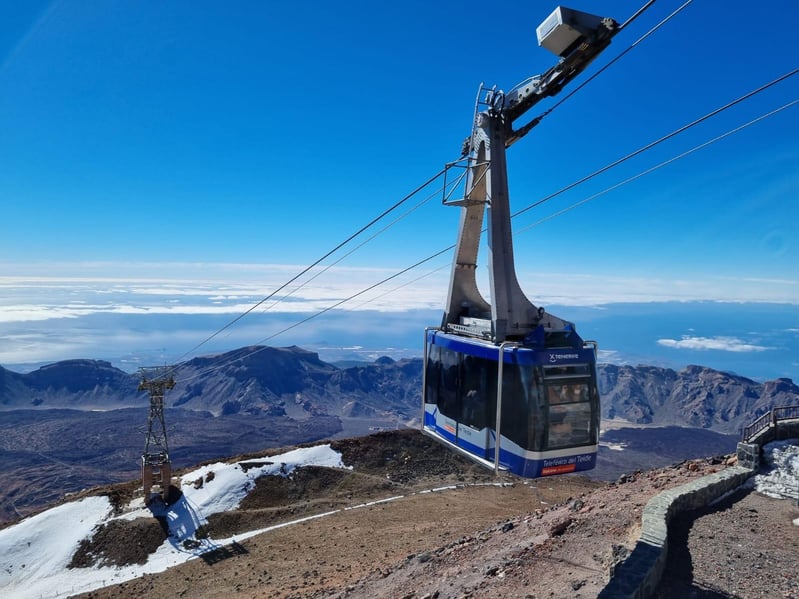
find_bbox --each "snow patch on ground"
[0,444,347,599]
[180,443,348,518]
[0,496,112,598]
[753,439,799,500]
[599,441,627,451]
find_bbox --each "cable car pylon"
[138,366,176,503]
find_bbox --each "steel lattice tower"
[138,366,175,503]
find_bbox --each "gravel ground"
[655,488,799,599]
[74,430,756,599]
[324,460,731,599]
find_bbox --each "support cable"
[511,0,692,143]
[352,99,799,315]
[349,263,450,310]
[618,0,659,32]
[163,0,672,375]
[512,68,799,220]
[545,0,692,117]
[514,98,799,232]
[255,173,460,317]
[173,80,797,383]
[175,245,454,383]
[169,166,449,368]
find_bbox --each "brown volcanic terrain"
[66,430,799,599]
[6,345,795,525]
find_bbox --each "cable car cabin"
[422,328,600,478]
[420,5,615,480]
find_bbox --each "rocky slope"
[0,360,141,409]
[598,364,799,433]
[1,346,796,524]
[59,430,797,599]
[2,346,797,435]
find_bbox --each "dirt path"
[655,489,799,599]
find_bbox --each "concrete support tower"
[138,366,175,503]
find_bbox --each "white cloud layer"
[1,260,797,327]
[657,336,770,353]
[1,262,797,377]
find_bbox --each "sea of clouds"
[1,262,796,380]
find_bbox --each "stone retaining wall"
[597,464,755,599]
[597,416,799,599]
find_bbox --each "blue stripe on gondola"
[424,410,596,478]
[502,448,597,478]
[427,330,595,365]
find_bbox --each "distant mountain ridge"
[1,345,797,434]
[1,345,796,523]
[598,364,799,433]
[0,359,141,409]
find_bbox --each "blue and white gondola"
[422,328,599,478]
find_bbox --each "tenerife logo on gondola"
[548,352,579,363]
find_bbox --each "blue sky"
[1,1,797,379]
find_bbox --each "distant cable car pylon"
[138,366,176,504]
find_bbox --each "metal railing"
[741,405,799,442]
